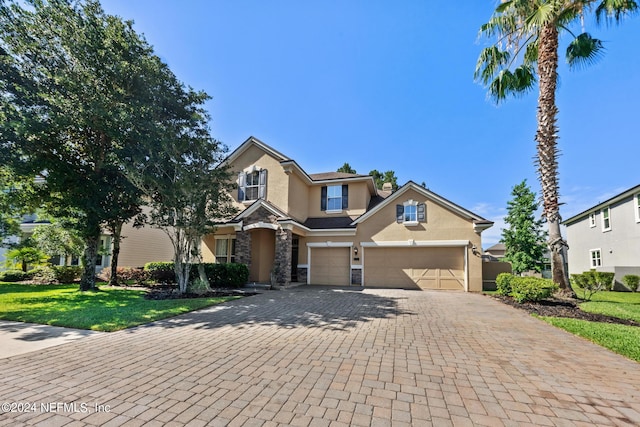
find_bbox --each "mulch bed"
[144,284,258,300]
[491,294,640,327]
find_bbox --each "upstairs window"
[396,200,426,226]
[321,185,348,212]
[238,169,267,202]
[589,212,596,228]
[602,206,611,231]
[635,194,640,223]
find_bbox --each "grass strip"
[541,316,640,362]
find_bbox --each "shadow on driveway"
[130,285,418,332]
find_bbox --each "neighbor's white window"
[589,212,596,228]
[590,249,602,268]
[602,207,611,231]
[635,193,640,223]
[215,237,236,263]
[404,204,417,223]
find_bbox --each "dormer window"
[238,168,267,202]
[396,200,426,226]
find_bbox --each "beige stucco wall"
[288,172,310,221]
[229,145,290,212]
[307,181,370,218]
[117,223,174,268]
[250,229,275,282]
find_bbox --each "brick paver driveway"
[1,287,640,426]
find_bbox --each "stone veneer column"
[274,228,292,286]
[235,230,251,276]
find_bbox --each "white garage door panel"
[310,247,350,285]
[364,247,464,290]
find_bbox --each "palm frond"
[566,33,605,70]
[596,0,639,25]
[474,46,511,84]
[525,3,559,29]
[487,65,536,104]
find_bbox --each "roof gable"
[352,181,491,228]
[223,136,290,166]
[563,184,640,225]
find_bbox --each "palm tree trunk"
[535,24,572,295]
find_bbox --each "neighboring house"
[483,243,506,261]
[563,184,640,287]
[10,211,173,273]
[202,137,493,291]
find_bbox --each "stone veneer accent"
[235,205,292,285]
[296,267,308,284]
[274,228,292,286]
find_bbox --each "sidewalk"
[0,320,103,359]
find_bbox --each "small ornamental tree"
[501,180,547,275]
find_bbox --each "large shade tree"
[0,0,190,290]
[475,0,637,291]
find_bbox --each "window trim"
[214,236,236,264]
[589,212,596,228]
[321,184,348,213]
[635,193,640,223]
[589,248,602,268]
[396,200,426,227]
[238,168,267,203]
[601,206,611,232]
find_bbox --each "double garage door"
[363,247,465,290]
[309,246,465,290]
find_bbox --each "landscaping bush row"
[139,262,249,288]
[0,266,82,283]
[495,273,558,303]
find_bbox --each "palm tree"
[475,0,637,292]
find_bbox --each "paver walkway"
[1,287,639,426]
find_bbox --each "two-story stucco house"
[201,137,493,291]
[563,184,640,286]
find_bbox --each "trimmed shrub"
[595,271,615,291]
[571,271,608,301]
[622,274,640,292]
[495,273,514,296]
[144,262,175,283]
[103,267,148,285]
[0,269,29,282]
[29,266,57,284]
[53,266,82,283]
[510,276,558,303]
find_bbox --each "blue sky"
[102,1,639,247]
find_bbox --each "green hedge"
[27,266,82,284]
[622,275,639,292]
[0,269,29,282]
[144,262,249,288]
[495,273,514,296]
[510,276,558,303]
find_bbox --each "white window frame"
[635,193,640,223]
[214,236,236,264]
[245,170,261,201]
[326,185,343,212]
[403,200,419,226]
[590,248,602,268]
[589,212,596,228]
[601,206,611,232]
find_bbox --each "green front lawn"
[545,288,640,362]
[0,283,241,331]
[542,317,640,362]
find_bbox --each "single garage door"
[310,247,350,285]
[364,247,464,290]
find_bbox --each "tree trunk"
[108,221,123,286]
[535,24,573,295]
[80,233,99,291]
